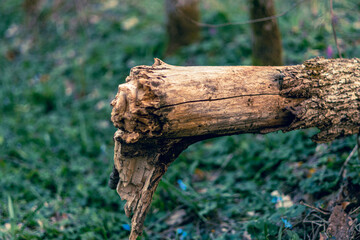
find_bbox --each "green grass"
[1,0,360,239]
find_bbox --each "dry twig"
[300,201,330,215]
[338,145,358,179]
[329,0,342,58]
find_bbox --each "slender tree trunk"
[249,0,283,66]
[110,57,360,239]
[22,0,43,32]
[165,0,200,55]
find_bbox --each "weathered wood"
[111,58,303,143]
[109,57,360,239]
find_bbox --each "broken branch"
[110,57,360,239]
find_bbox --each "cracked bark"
[110,57,360,239]
[280,57,360,142]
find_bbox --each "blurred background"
[1,0,360,239]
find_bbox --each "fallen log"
[109,57,360,239]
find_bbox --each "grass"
[1,0,360,239]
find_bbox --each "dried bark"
[249,0,283,66]
[325,179,360,239]
[280,57,360,142]
[110,57,360,239]
[327,205,352,239]
[112,132,194,239]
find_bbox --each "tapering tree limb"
[110,57,360,239]
[280,57,360,142]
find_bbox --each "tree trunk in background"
[249,0,283,66]
[110,57,360,239]
[22,0,42,29]
[165,0,200,55]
